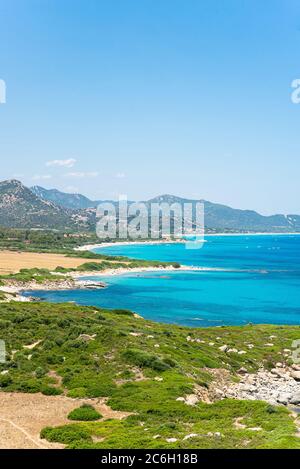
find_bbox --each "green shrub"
[40,425,91,444]
[0,374,12,387]
[41,385,63,396]
[67,387,87,398]
[122,348,175,371]
[68,404,102,421]
[35,367,47,378]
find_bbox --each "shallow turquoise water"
[27,235,300,327]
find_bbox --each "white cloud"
[65,171,99,178]
[115,172,126,179]
[46,158,76,168]
[32,174,52,181]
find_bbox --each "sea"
[25,235,300,327]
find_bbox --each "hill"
[31,186,99,210]
[0,180,88,230]
[0,301,299,449]
[0,180,300,232]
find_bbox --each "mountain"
[145,194,300,233]
[1,181,300,233]
[0,180,90,230]
[30,186,99,210]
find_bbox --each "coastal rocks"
[222,366,300,407]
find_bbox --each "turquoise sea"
[27,235,300,327]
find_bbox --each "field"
[0,251,97,275]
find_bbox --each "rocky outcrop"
[219,365,300,407]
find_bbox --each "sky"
[0,0,300,215]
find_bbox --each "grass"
[0,301,299,448]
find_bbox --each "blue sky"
[0,0,300,214]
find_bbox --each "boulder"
[291,370,300,381]
[290,392,300,405]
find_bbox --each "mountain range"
[0,179,299,233]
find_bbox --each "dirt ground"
[0,392,131,449]
[0,251,95,274]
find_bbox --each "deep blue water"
[27,235,300,327]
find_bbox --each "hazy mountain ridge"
[0,180,90,230]
[0,180,299,232]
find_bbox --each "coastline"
[76,232,300,252]
[0,264,221,302]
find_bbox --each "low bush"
[68,404,102,421]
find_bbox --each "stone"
[275,362,283,368]
[183,433,198,440]
[219,345,228,352]
[166,438,177,443]
[238,367,248,374]
[185,394,199,406]
[291,371,300,381]
[277,393,292,405]
[176,397,185,402]
[290,392,300,405]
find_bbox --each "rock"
[153,435,160,439]
[219,345,228,352]
[277,393,292,405]
[214,432,222,439]
[154,344,160,348]
[238,350,247,355]
[185,394,199,406]
[166,438,177,443]
[0,370,9,375]
[290,392,300,405]
[209,342,215,346]
[154,377,163,382]
[183,433,198,440]
[247,344,254,349]
[264,343,274,347]
[228,348,238,353]
[176,397,185,402]
[283,349,291,353]
[276,362,283,368]
[292,364,300,371]
[238,367,248,374]
[248,427,262,432]
[291,371,300,381]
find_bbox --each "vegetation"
[0,301,299,448]
[68,404,102,421]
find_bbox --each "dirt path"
[0,392,131,449]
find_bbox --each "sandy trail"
[0,392,131,449]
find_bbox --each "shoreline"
[0,265,220,302]
[76,232,300,252]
